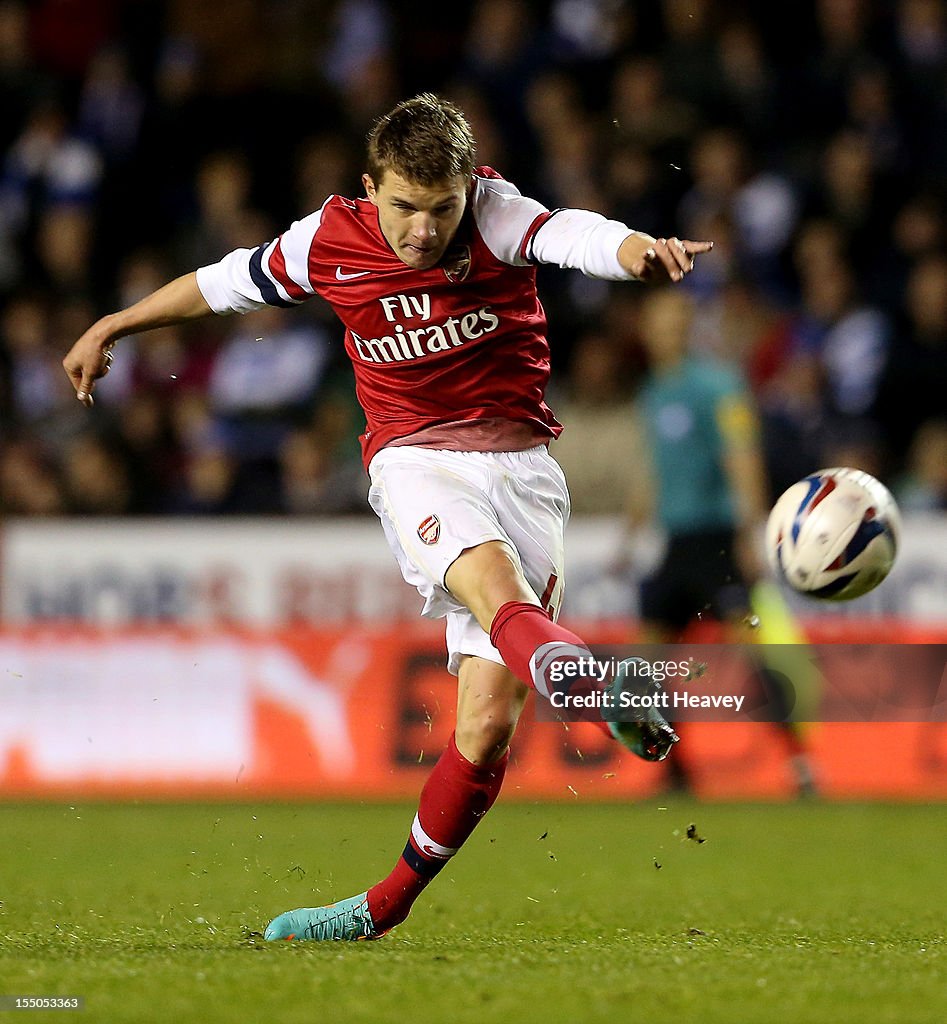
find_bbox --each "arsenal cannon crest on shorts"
[417,514,441,545]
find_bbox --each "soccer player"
[63,94,712,941]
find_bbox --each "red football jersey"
[198,169,571,466]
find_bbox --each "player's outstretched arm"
[618,233,714,283]
[63,272,214,406]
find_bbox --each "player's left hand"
[622,234,714,283]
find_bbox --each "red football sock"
[366,733,507,932]
[490,600,611,737]
[490,599,599,691]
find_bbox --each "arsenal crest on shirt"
[442,244,471,283]
[417,514,441,545]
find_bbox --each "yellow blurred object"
[750,580,821,723]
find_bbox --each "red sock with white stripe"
[366,733,507,932]
[489,600,611,736]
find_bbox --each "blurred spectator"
[894,0,947,165]
[843,63,906,175]
[0,1,53,152]
[324,0,393,97]
[660,0,723,116]
[795,0,884,140]
[37,202,95,292]
[604,141,674,239]
[114,391,177,513]
[550,0,634,66]
[2,291,60,424]
[714,18,778,147]
[278,427,368,515]
[61,433,133,515]
[524,71,591,205]
[76,45,144,162]
[328,0,398,131]
[807,128,891,271]
[461,0,542,145]
[548,0,636,111]
[678,126,800,299]
[293,133,358,217]
[896,0,947,75]
[693,278,779,368]
[550,330,644,514]
[820,418,889,480]
[608,56,696,160]
[871,190,945,313]
[171,443,239,515]
[207,305,331,458]
[174,149,259,270]
[896,418,947,512]
[167,0,270,96]
[815,266,889,418]
[0,98,102,288]
[875,253,947,454]
[0,437,64,515]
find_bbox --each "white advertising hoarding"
[1,515,945,625]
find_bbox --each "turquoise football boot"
[604,658,680,762]
[264,891,383,941]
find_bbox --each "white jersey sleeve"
[195,202,327,315]
[529,209,637,280]
[470,174,549,267]
[470,172,638,280]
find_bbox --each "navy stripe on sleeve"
[249,244,294,308]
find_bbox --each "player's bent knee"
[455,712,519,765]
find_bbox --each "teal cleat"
[604,658,680,762]
[264,891,383,942]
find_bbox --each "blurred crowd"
[1,0,946,518]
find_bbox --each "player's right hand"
[63,325,114,407]
[636,236,714,283]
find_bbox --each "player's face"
[363,170,468,270]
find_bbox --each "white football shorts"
[368,444,570,674]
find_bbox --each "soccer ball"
[766,467,901,601]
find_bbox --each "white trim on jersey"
[260,237,297,305]
[278,205,326,297]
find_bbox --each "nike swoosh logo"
[336,267,371,280]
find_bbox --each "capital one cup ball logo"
[417,514,440,545]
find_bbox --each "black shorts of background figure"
[640,529,748,633]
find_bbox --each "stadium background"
[1,0,946,801]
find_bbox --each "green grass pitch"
[1,801,944,1023]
